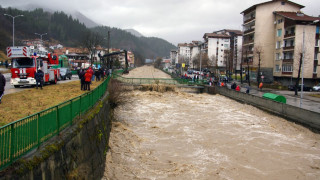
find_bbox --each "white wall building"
[203,33,231,67]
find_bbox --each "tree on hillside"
[82,31,102,66]
[154,57,162,68]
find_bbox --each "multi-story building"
[241,0,304,83]
[273,11,320,85]
[203,33,231,73]
[170,50,178,65]
[213,29,243,73]
[177,43,192,66]
[177,41,202,68]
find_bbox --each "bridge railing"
[112,71,208,86]
[0,76,111,170]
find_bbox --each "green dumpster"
[262,93,286,104]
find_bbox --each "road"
[225,82,320,112]
[3,73,79,95]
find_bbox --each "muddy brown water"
[103,67,320,180]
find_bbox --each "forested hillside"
[0,6,176,60]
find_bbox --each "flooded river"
[103,90,320,180]
[103,66,320,180]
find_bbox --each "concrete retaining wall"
[0,99,111,180]
[205,86,320,131]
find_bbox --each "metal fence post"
[57,106,60,135]
[10,124,15,163]
[37,113,40,147]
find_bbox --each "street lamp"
[300,19,319,108]
[4,14,24,46]
[34,33,47,45]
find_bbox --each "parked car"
[59,68,72,80]
[313,83,320,91]
[288,84,313,91]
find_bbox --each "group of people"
[78,67,109,91]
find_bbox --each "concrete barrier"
[205,85,320,131]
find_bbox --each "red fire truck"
[7,46,60,88]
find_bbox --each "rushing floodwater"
[103,90,320,180]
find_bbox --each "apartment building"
[170,50,178,65]
[177,41,202,68]
[241,0,304,83]
[273,11,320,85]
[203,33,231,72]
[213,29,243,73]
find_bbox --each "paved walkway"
[226,80,320,113]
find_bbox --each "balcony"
[244,17,255,24]
[284,33,295,39]
[243,39,254,45]
[283,58,293,63]
[283,46,294,51]
[244,28,255,35]
[282,72,293,75]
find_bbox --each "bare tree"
[154,57,162,68]
[192,53,200,69]
[254,46,263,88]
[82,31,103,66]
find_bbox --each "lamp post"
[34,33,47,45]
[300,19,319,108]
[4,14,24,46]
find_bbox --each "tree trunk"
[295,53,303,95]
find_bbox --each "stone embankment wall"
[0,99,112,180]
[204,86,320,131]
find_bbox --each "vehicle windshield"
[59,69,67,73]
[12,57,35,68]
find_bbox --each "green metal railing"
[0,76,111,170]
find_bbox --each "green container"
[262,93,286,104]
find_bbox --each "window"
[224,44,229,48]
[276,53,280,60]
[278,19,283,24]
[277,29,282,37]
[221,44,224,46]
[275,65,280,72]
[224,39,229,42]
[314,66,317,73]
[282,65,293,72]
[276,41,281,49]
[281,1,286,5]
[315,53,318,60]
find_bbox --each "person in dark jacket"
[0,72,5,104]
[35,69,44,89]
[79,69,85,90]
[95,69,101,81]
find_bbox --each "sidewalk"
[226,80,320,113]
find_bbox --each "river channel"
[103,66,320,180]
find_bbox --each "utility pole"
[4,14,24,46]
[107,31,110,69]
[246,50,250,86]
[240,52,243,84]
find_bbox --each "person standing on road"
[35,69,44,89]
[0,72,5,104]
[79,69,85,90]
[84,70,92,91]
[259,82,263,91]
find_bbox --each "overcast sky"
[1,0,319,45]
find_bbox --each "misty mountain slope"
[0,6,176,60]
[92,26,176,58]
[124,29,144,37]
